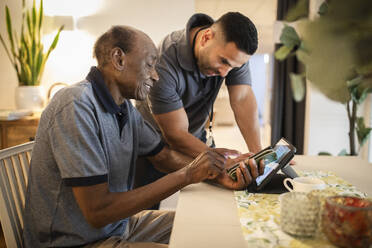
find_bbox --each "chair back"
[0,142,34,248]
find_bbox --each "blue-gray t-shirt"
[137,13,252,140]
[23,67,163,247]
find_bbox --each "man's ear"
[200,28,214,47]
[111,47,125,71]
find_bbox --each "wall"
[0,0,194,109]
[195,0,277,54]
[0,0,22,109]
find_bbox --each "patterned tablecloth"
[234,171,368,248]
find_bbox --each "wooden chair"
[0,142,34,248]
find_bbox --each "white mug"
[283,177,326,193]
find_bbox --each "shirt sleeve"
[48,99,108,186]
[134,110,164,157]
[148,59,184,114]
[225,60,252,86]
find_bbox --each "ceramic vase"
[15,85,46,110]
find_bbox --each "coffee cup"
[283,177,326,193]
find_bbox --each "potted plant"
[275,0,372,156]
[0,0,63,110]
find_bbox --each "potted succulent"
[275,0,372,156]
[0,0,63,110]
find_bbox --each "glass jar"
[322,196,372,248]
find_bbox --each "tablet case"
[226,137,297,193]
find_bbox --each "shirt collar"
[86,66,126,115]
[176,13,214,73]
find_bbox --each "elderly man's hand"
[215,154,262,190]
[183,148,230,184]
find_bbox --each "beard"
[197,52,218,77]
[134,81,151,101]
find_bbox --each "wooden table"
[169,155,372,248]
[0,115,40,149]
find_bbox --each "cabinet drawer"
[5,125,38,148]
[0,116,40,149]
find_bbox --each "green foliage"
[318,149,350,156]
[348,76,372,105]
[274,25,303,61]
[356,117,372,147]
[0,0,63,86]
[285,0,309,22]
[274,45,292,61]
[318,151,332,156]
[280,25,301,48]
[274,25,305,63]
[317,1,328,16]
[289,73,306,102]
[274,0,372,156]
[337,149,349,156]
[296,18,355,103]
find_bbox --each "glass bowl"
[322,196,372,248]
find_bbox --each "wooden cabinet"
[0,115,40,149]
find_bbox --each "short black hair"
[215,12,258,55]
[94,26,136,66]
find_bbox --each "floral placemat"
[234,171,367,248]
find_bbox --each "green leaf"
[31,38,36,65]
[347,75,363,88]
[318,151,332,156]
[35,48,44,83]
[45,25,63,60]
[290,73,306,102]
[32,0,37,33]
[274,45,293,61]
[31,45,41,84]
[38,0,43,32]
[318,1,329,16]
[338,149,349,156]
[285,0,309,22]
[24,63,32,85]
[280,25,301,48]
[21,34,31,68]
[13,63,21,82]
[0,33,14,64]
[26,11,32,38]
[356,117,372,147]
[348,76,372,104]
[5,6,16,56]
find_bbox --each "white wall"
[195,0,277,54]
[0,0,23,109]
[0,0,194,109]
[306,88,350,155]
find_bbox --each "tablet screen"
[255,140,292,186]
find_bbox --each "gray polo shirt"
[137,13,252,140]
[23,67,163,247]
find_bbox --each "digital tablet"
[226,137,296,192]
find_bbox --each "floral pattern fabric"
[234,171,368,248]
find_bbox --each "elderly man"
[136,12,263,197]
[22,26,253,248]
